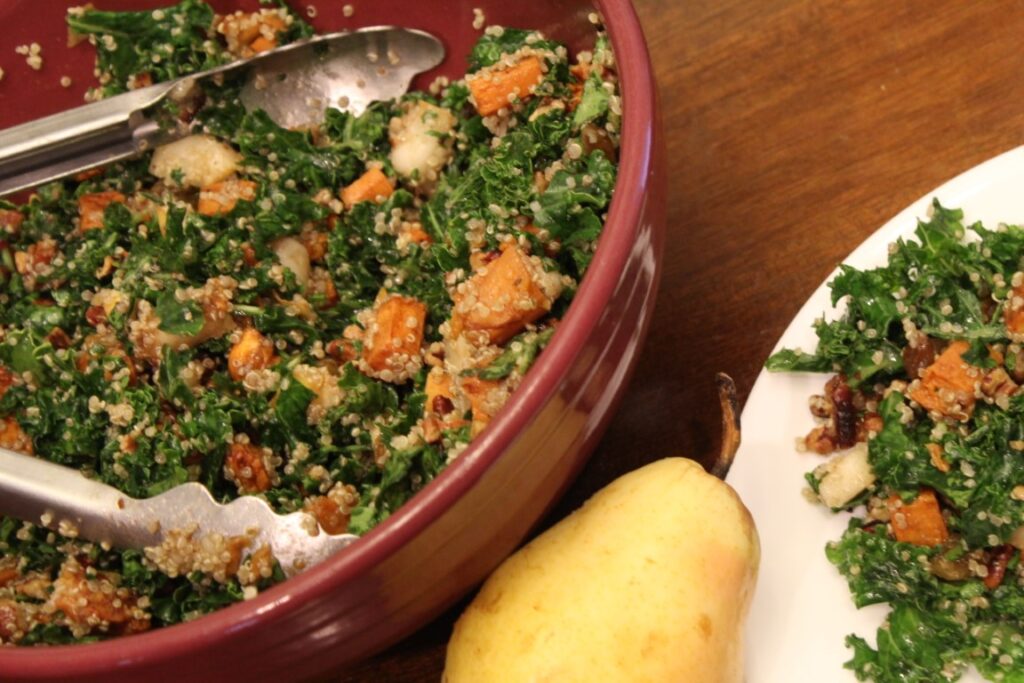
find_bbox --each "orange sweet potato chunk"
[217,10,286,57]
[362,294,427,375]
[403,224,432,245]
[461,375,503,435]
[304,495,350,535]
[421,367,468,442]
[0,208,24,234]
[467,56,544,116]
[887,489,949,547]
[249,34,276,53]
[341,168,394,208]
[78,191,126,231]
[0,416,32,455]
[227,328,277,381]
[1006,285,1024,334]
[908,340,978,420]
[225,442,272,494]
[52,562,150,634]
[198,178,257,216]
[0,366,13,399]
[450,246,553,345]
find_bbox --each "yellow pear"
[443,456,760,683]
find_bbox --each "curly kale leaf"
[466,327,555,380]
[573,70,611,127]
[533,148,616,277]
[347,442,445,534]
[321,102,393,160]
[66,0,314,98]
[826,523,948,609]
[766,200,1014,382]
[236,106,390,193]
[467,28,561,72]
[326,189,449,326]
[765,318,902,385]
[868,392,1024,546]
[0,517,65,574]
[829,264,902,339]
[844,605,969,683]
[273,377,316,443]
[66,0,226,98]
[154,290,205,337]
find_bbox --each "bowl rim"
[1,0,658,671]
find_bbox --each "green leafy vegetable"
[770,200,1024,681]
[0,5,620,647]
[154,290,205,337]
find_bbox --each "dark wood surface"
[338,1,1024,679]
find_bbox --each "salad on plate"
[769,200,1024,682]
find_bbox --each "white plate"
[729,144,1024,683]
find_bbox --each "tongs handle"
[0,446,126,544]
[0,83,177,197]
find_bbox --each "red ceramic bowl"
[0,1,664,680]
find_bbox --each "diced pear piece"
[814,442,876,509]
[149,134,242,189]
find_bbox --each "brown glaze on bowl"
[0,1,664,680]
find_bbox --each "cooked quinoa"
[0,1,619,644]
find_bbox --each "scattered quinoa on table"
[769,202,1024,682]
[0,0,620,644]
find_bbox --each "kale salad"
[0,1,620,644]
[769,202,1024,682]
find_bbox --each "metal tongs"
[0,447,356,577]
[0,25,445,197]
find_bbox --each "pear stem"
[709,373,741,479]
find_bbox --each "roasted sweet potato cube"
[402,223,432,246]
[0,416,32,455]
[450,246,556,345]
[197,178,257,216]
[299,229,330,262]
[219,15,262,45]
[887,489,949,546]
[362,294,427,378]
[0,208,24,234]
[78,190,126,231]
[224,442,272,493]
[52,561,150,634]
[73,168,104,182]
[0,599,30,642]
[341,168,394,208]
[1006,285,1024,334]
[0,366,13,399]
[0,561,19,588]
[13,238,57,278]
[908,340,979,420]
[217,10,286,57]
[461,375,504,436]
[228,328,277,381]
[304,495,349,535]
[926,442,951,473]
[249,34,276,53]
[467,56,544,116]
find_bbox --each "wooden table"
[341,1,1024,679]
